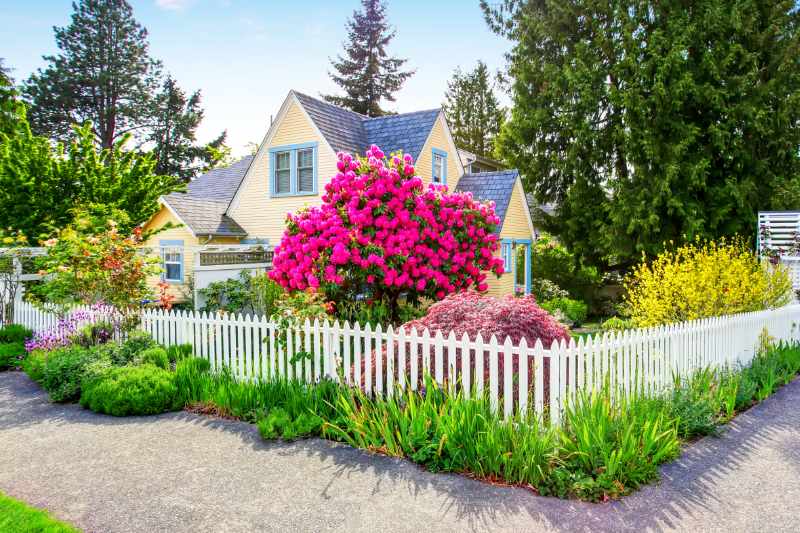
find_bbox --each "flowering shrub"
[27,207,161,311]
[624,238,792,327]
[270,145,504,320]
[24,304,122,352]
[403,291,570,348]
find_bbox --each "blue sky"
[1,0,511,155]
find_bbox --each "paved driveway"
[1,371,799,532]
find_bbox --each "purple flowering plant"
[25,303,123,352]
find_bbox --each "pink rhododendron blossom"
[270,146,504,304]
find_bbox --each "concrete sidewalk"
[1,371,799,532]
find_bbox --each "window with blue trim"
[502,241,513,273]
[270,142,318,196]
[432,148,447,185]
[160,240,184,283]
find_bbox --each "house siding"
[229,98,338,244]
[142,206,240,302]
[485,178,535,297]
[416,114,461,188]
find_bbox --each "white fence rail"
[14,301,800,424]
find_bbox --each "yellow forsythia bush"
[624,238,792,327]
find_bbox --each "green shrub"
[0,342,26,370]
[531,233,603,309]
[136,347,169,369]
[0,324,33,344]
[112,331,158,365]
[80,364,179,416]
[21,349,48,383]
[257,408,324,440]
[174,356,212,406]
[601,316,633,332]
[42,345,108,402]
[540,297,589,327]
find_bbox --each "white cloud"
[155,0,190,11]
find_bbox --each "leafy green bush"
[257,408,324,440]
[80,364,179,416]
[601,316,633,332]
[0,342,25,370]
[532,233,603,309]
[199,271,283,317]
[531,279,569,302]
[112,331,158,365]
[540,297,589,327]
[135,347,169,369]
[21,350,48,383]
[42,345,108,402]
[0,324,33,344]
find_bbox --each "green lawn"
[0,491,79,533]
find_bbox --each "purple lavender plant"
[25,304,123,352]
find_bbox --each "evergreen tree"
[482,0,800,270]
[149,76,228,180]
[0,59,25,136]
[23,0,162,149]
[324,0,414,116]
[443,61,505,158]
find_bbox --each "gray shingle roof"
[455,170,520,234]
[162,195,247,236]
[293,91,441,160]
[161,156,253,236]
[363,109,441,160]
[293,92,367,155]
[184,155,254,200]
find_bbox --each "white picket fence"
[14,301,800,424]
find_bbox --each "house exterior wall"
[229,98,338,244]
[416,114,462,189]
[484,178,535,297]
[142,206,239,302]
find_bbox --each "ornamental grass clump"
[624,237,792,327]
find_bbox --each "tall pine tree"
[324,0,414,116]
[23,0,162,149]
[149,76,229,180]
[443,61,505,158]
[482,0,800,270]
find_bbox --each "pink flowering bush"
[403,291,570,348]
[356,292,570,400]
[270,145,505,320]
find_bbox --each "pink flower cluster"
[270,145,505,299]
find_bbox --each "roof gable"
[455,169,520,234]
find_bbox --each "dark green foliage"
[22,0,161,149]
[443,61,504,158]
[0,324,33,344]
[149,75,229,179]
[136,347,169,370]
[539,297,588,327]
[112,331,158,366]
[482,0,800,270]
[324,0,414,116]
[41,345,107,402]
[0,342,25,370]
[530,235,603,309]
[80,364,179,416]
[199,271,283,316]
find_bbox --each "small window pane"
[297,148,314,192]
[433,153,444,183]
[276,169,291,193]
[275,151,290,170]
[165,263,181,281]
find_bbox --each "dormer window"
[432,148,447,185]
[269,142,318,197]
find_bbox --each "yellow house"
[143,90,537,302]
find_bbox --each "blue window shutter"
[268,142,319,197]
